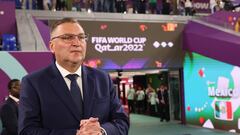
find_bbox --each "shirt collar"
[55,61,82,78]
[9,95,19,103]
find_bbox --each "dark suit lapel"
[7,98,18,118]
[49,63,81,121]
[82,66,95,118]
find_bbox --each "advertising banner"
[193,0,211,14]
[48,20,185,69]
[78,21,185,69]
[184,52,240,133]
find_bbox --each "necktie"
[66,74,83,118]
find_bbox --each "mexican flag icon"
[214,101,233,121]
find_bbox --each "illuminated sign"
[91,37,147,53]
[184,53,240,133]
[49,20,185,69]
[139,24,148,32]
[153,41,174,48]
[161,23,178,32]
[193,2,209,10]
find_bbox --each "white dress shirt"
[55,62,107,135]
[9,95,19,103]
[55,62,83,99]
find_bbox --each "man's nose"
[71,37,82,45]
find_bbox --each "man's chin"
[70,58,84,65]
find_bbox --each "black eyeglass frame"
[50,33,89,42]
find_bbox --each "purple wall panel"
[33,17,51,50]
[183,20,240,66]
[202,11,240,29]
[0,52,52,104]
[10,52,53,73]
[0,1,16,36]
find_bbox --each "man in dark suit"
[0,79,21,135]
[157,84,170,122]
[18,18,129,135]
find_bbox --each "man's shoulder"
[0,99,15,112]
[26,64,53,77]
[23,64,54,80]
[83,65,108,76]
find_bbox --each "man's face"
[11,81,21,99]
[160,86,164,91]
[50,22,87,67]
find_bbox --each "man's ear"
[49,41,55,53]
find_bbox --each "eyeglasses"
[51,34,88,43]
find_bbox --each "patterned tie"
[66,74,83,119]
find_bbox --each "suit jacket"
[157,90,169,106]
[18,63,129,135]
[0,97,18,135]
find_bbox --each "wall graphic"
[0,52,52,104]
[184,52,240,133]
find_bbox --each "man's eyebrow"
[78,33,86,35]
[63,33,85,35]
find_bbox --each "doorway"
[109,69,182,122]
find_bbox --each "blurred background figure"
[127,85,136,113]
[136,86,145,114]
[157,84,170,122]
[210,0,217,13]
[138,0,147,14]
[0,79,21,135]
[213,0,223,12]
[177,0,185,15]
[149,0,157,14]
[36,0,44,9]
[116,0,127,13]
[43,0,56,10]
[84,0,94,12]
[235,18,240,32]
[56,0,67,11]
[132,0,139,13]
[21,0,35,9]
[162,0,171,15]
[222,0,234,11]
[146,84,154,113]
[184,0,193,15]
[72,0,82,11]
[147,85,158,116]
[94,0,104,12]
[104,0,115,12]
